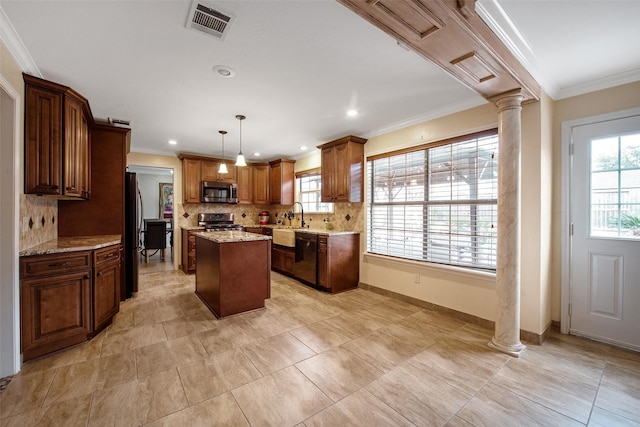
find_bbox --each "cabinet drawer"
[94,245,120,266]
[20,251,92,278]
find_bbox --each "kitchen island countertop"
[245,224,359,236]
[19,235,122,257]
[194,231,272,243]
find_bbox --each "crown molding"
[0,6,41,77]
[556,68,640,100]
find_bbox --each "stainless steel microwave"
[201,181,238,204]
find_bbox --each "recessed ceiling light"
[168,140,177,145]
[299,146,308,151]
[213,65,236,78]
[347,109,358,117]
[253,152,261,157]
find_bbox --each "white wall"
[137,173,172,221]
[0,39,23,376]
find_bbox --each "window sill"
[362,252,496,283]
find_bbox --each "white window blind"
[367,130,498,271]
[296,169,333,213]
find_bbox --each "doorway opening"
[127,165,175,266]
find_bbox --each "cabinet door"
[201,160,219,181]
[318,237,329,288]
[21,271,92,361]
[237,165,253,204]
[93,260,120,332]
[24,85,63,195]
[269,162,282,204]
[64,96,90,198]
[202,160,237,183]
[253,165,269,204]
[321,147,336,202]
[333,143,350,201]
[183,158,201,203]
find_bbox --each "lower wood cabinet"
[272,245,295,275]
[20,251,93,361]
[20,244,121,362]
[92,245,121,335]
[317,234,360,293]
[181,229,201,274]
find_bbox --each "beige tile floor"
[1,258,639,426]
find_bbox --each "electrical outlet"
[413,274,420,284]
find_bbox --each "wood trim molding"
[337,0,540,104]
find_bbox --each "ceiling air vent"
[186,1,235,41]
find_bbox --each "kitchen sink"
[272,229,296,247]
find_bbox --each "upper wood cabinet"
[318,135,367,203]
[179,154,238,203]
[269,159,295,205]
[24,74,93,199]
[236,165,253,204]
[202,159,237,183]
[253,164,270,204]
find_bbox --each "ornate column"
[489,91,526,357]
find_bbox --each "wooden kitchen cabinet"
[182,228,201,274]
[182,157,202,203]
[181,154,239,203]
[59,123,130,300]
[253,164,270,204]
[202,159,237,183]
[269,159,295,205]
[272,245,295,275]
[92,245,120,335]
[236,165,253,204]
[20,251,93,361]
[317,233,360,293]
[318,135,367,203]
[244,227,264,234]
[24,74,93,199]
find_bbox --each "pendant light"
[235,114,247,167]
[218,130,228,174]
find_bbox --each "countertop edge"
[19,235,122,257]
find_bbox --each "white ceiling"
[1,0,639,161]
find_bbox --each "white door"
[570,113,640,351]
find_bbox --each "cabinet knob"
[97,272,103,277]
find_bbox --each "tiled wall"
[176,202,364,232]
[19,195,57,251]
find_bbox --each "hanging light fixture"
[218,130,228,174]
[235,114,247,167]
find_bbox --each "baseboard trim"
[358,281,550,345]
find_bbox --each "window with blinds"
[296,169,333,213]
[367,130,498,271]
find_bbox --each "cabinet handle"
[104,253,116,258]
[66,186,77,191]
[97,272,103,276]
[48,262,69,268]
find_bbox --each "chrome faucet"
[293,202,305,228]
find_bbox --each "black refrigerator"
[124,172,139,298]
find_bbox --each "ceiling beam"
[337,0,540,103]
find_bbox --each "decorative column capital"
[490,90,524,112]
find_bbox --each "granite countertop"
[247,224,359,236]
[194,231,272,244]
[20,235,122,257]
[181,226,205,231]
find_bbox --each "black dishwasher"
[294,232,318,286]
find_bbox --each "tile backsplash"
[176,202,364,233]
[19,194,57,251]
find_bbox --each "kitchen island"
[194,231,271,318]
